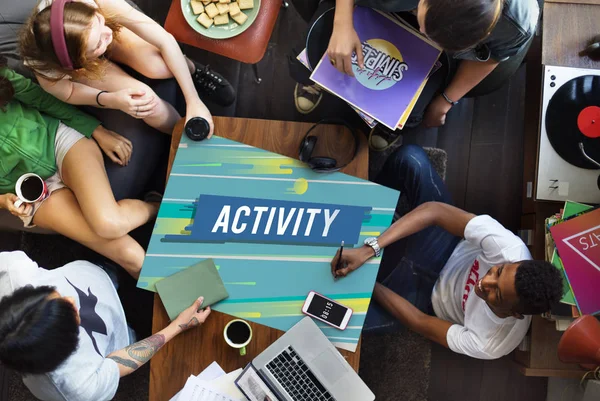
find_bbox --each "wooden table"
[542,0,600,69]
[164,0,281,64]
[149,117,368,401]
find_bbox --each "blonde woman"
[20,0,235,136]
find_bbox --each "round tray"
[181,0,261,39]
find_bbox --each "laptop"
[235,317,375,401]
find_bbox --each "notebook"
[156,259,229,321]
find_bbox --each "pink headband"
[50,0,74,70]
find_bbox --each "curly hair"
[514,260,563,315]
[0,285,79,374]
[19,0,121,81]
[0,55,15,110]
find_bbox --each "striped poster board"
[138,135,399,351]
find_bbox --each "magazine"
[310,7,441,130]
[550,207,600,315]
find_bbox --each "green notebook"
[155,259,229,321]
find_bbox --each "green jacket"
[0,68,100,194]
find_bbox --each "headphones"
[298,119,359,173]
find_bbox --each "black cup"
[185,117,210,141]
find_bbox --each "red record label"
[578,106,600,138]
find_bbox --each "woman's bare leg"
[33,189,145,278]
[61,138,158,240]
[110,27,195,79]
[76,61,180,134]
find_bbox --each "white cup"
[223,319,253,356]
[14,173,49,209]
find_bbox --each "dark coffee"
[226,321,251,344]
[20,177,43,201]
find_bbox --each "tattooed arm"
[107,296,212,377]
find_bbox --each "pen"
[336,240,344,272]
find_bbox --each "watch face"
[364,237,376,245]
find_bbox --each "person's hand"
[330,246,374,278]
[0,193,33,218]
[186,100,215,139]
[326,22,364,77]
[105,88,158,119]
[423,94,453,127]
[92,126,133,166]
[173,296,212,333]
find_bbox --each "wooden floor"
[0,1,548,400]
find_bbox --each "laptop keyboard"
[266,346,334,401]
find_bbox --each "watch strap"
[366,238,381,257]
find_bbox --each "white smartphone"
[302,291,353,330]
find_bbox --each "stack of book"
[545,201,600,329]
[298,7,442,130]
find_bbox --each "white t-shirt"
[431,215,532,360]
[0,251,129,401]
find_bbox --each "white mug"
[223,319,253,356]
[14,173,49,209]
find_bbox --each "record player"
[536,65,600,203]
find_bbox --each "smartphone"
[302,291,353,330]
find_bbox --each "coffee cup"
[14,173,49,209]
[224,319,252,356]
[184,117,210,141]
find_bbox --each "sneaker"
[294,83,323,114]
[192,63,236,107]
[368,125,403,152]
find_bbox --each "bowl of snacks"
[181,0,260,39]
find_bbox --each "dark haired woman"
[0,55,155,278]
[291,0,538,134]
[0,251,211,401]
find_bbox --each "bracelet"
[96,90,108,107]
[441,91,458,106]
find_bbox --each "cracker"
[216,3,229,14]
[214,13,229,25]
[238,0,253,10]
[231,11,248,25]
[228,2,241,16]
[219,0,231,3]
[197,13,213,28]
[204,3,219,18]
[190,0,204,14]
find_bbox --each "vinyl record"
[546,75,600,170]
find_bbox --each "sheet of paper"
[170,362,227,401]
[178,377,239,401]
[209,368,246,400]
[198,361,227,382]
[170,375,196,401]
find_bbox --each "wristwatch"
[363,237,381,257]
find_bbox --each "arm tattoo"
[107,355,139,370]
[125,333,166,364]
[178,317,199,331]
